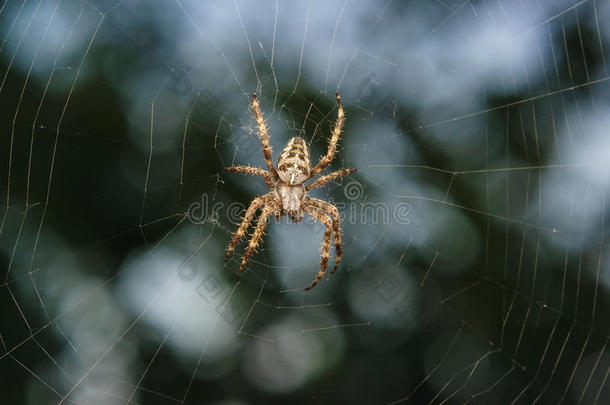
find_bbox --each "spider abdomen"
[277,137,310,185]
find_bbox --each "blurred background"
[1,0,610,403]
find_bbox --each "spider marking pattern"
[225,92,356,290]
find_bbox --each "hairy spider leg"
[306,198,343,274]
[225,193,272,262]
[306,168,356,191]
[238,204,275,274]
[225,166,274,189]
[308,93,345,179]
[251,93,279,179]
[302,204,333,290]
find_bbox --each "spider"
[225,92,356,290]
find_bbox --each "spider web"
[1,0,610,403]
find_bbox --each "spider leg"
[307,198,343,274]
[226,166,275,189]
[302,202,333,290]
[251,93,279,179]
[238,204,275,275]
[308,93,345,179]
[290,211,304,222]
[225,193,272,262]
[306,168,356,191]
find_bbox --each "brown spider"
[225,92,356,290]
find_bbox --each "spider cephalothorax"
[224,92,355,290]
